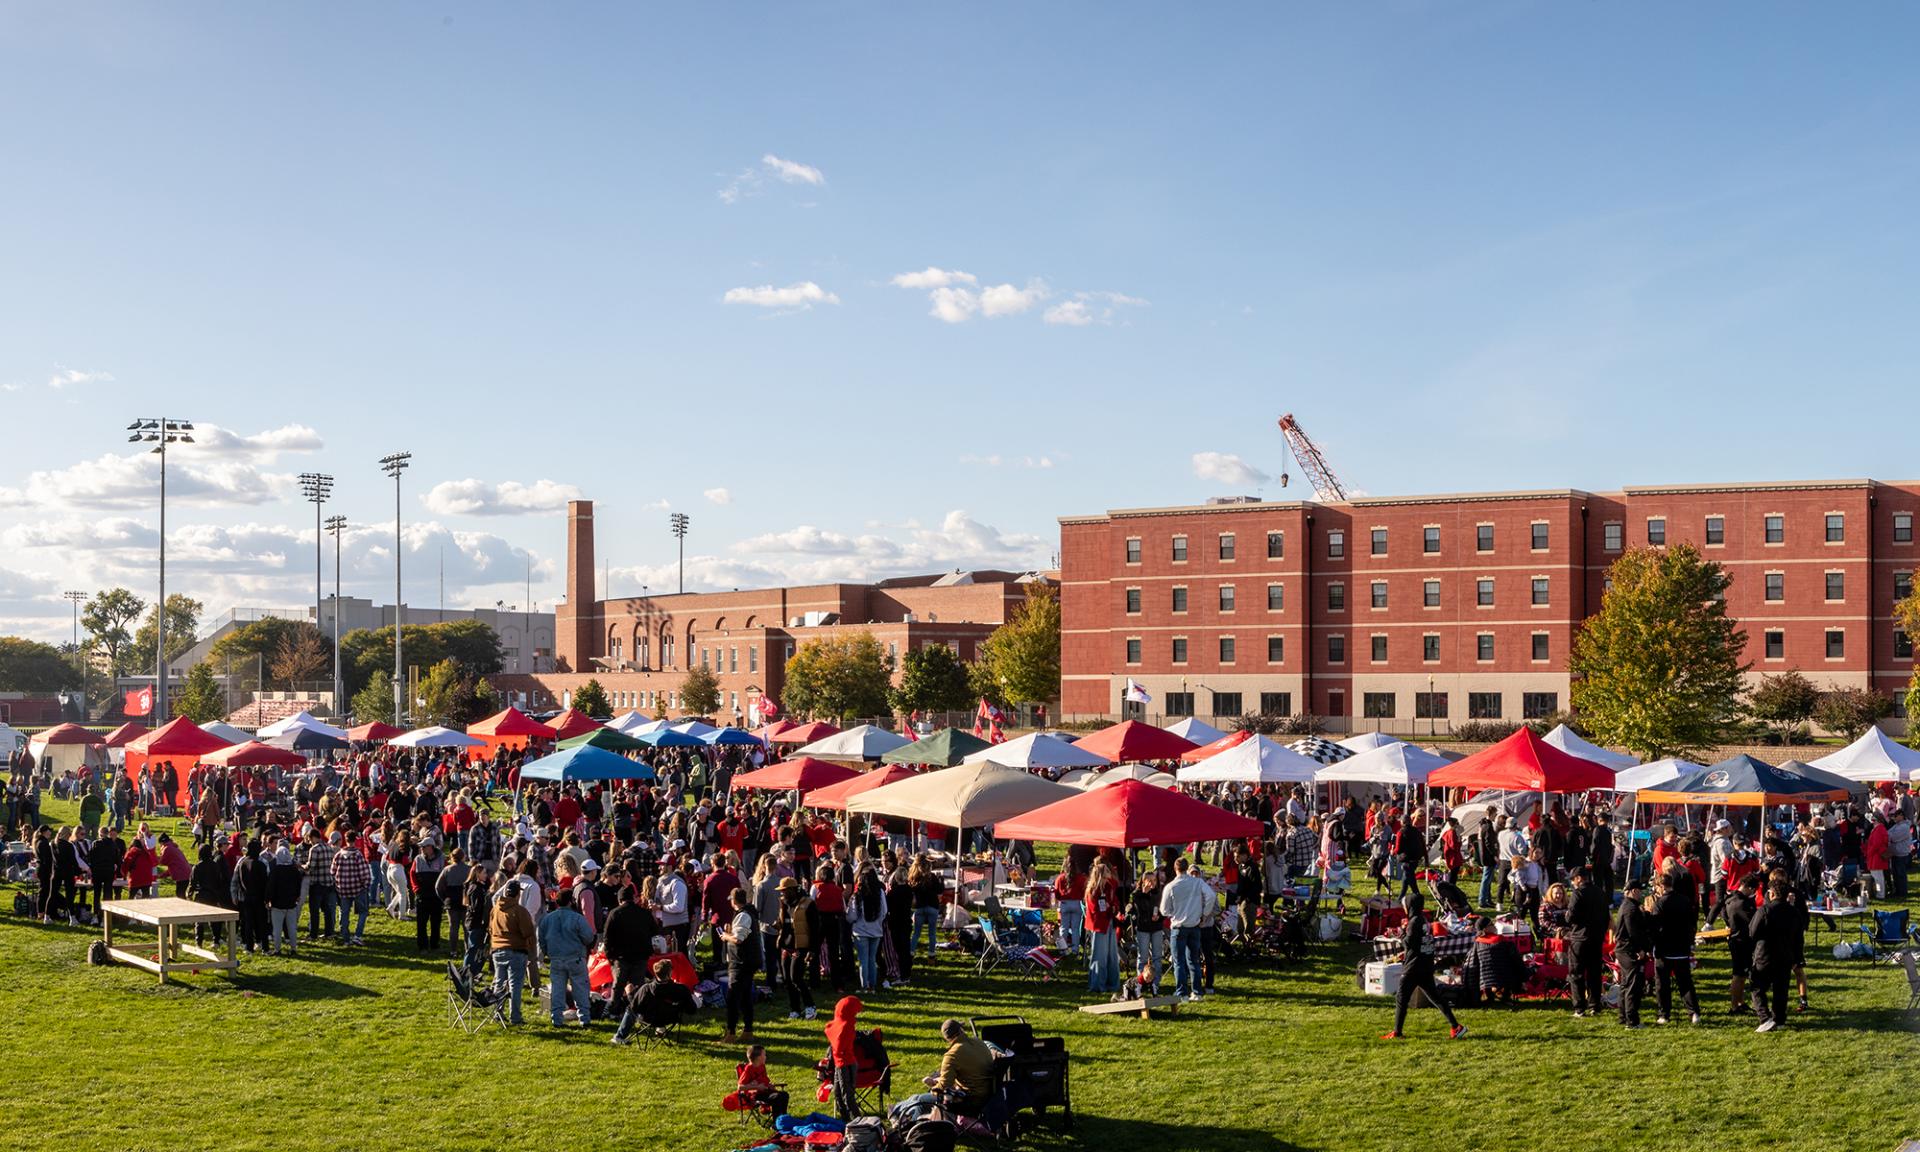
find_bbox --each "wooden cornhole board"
[1078,994,1182,1021]
[100,898,240,984]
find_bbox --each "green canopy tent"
[558,727,651,753]
[880,727,994,767]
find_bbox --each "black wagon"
[968,1015,1072,1131]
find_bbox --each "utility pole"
[380,452,412,727]
[64,591,87,713]
[670,512,690,594]
[128,417,194,719]
[299,473,333,633]
[325,515,347,715]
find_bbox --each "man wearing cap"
[1704,819,1734,927]
[1565,867,1610,1018]
[1613,876,1655,1028]
[489,879,538,1025]
[656,854,691,955]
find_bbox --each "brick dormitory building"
[489,500,1050,721]
[1059,479,1920,734]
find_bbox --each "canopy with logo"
[1636,755,1853,806]
[994,777,1264,849]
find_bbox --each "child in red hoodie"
[823,996,865,1119]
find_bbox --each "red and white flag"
[973,698,990,736]
[124,687,153,717]
[755,695,780,721]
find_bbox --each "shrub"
[1452,720,1520,743]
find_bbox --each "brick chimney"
[557,499,596,672]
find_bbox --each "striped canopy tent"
[1636,755,1852,807]
[1288,735,1354,765]
[1180,729,1253,764]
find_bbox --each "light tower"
[379,452,412,726]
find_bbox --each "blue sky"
[3,3,1917,642]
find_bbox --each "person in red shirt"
[1650,824,1680,878]
[810,864,850,993]
[155,833,191,899]
[1084,858,1122,995]
[121,839,158,898]
[717,810,748,858]
[552,788,584,832]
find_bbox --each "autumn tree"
[891,642,974,715]
[131,594,204,673]
[82,587,146,679]
[975,584,1061,707]
[1745,670,1820,742]
[1813,686,1895,742]
[680,664,722,717]
[782,632,893,721]
[269,625,332,689]
[1569,544,1747,759]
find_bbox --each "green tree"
[975,585,1061,707]
[680,664,721,717]
[1813,686,1895,742]
[782,631,894,720]
[338,620,502,699]
[173,661,227,724]
[1569,544,1748,760]
[211,616,323,693]
[966,660,1002,710]
[1906,672,1920,750]
[891,642,974,715]
[415,659,467,728]
[1746,670,1821,741]
[351,669,395,725]
[572,678,612,717]
[0,636,79,693]
[81,587,146,679]
[130,594,204,673]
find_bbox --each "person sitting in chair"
[894,1017,996,1123]
[610,958,697,1045]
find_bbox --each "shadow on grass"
[1028,1117,1306,1152]
[224,971,378,1000]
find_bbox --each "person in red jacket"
[823,995,865,1119]
[1865,815,1892,898]
[121,839,158,898]
[155,833,191,899]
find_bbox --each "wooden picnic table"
[100,897,240,984]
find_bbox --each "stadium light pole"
[128,417,193,720]
[380,452,411,727]
[325,515,347,715]
[298,473,333,633]
[64,591,87,708]
[669,512,690,594]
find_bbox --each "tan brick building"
[1060,479,1920,733]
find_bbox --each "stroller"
[968,1015,1072,1135]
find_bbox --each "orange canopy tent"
[126,717,235,807]
[347,720,404,743]
[1071,720,1199,765]
[464,706,557,761]
[1179,728,1253,764]
[547,709,603,741]
[202,740,309,769]
[769,721,840,746]
[803,763,923,811]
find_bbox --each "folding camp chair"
[1900,950,1920,1013]
[445,962,509,1034]
[1862,909,1918,964]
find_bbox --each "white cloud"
[1045,291,1148,327]
[959,454,1054,469]
[422,478,582,517]
[928,286,978,324]
[761,153,824,186]
[1,382,22,393]
[890,267,976,289]
[1191,451,1272,489]
[723,281,840,310]
[1043,300,1093,326]
[189,423,324,460]
[48,365,113,390]
[0,450,288,510]
[704,487,732,505]
[980,281,1048,317]
[641,498,671,512]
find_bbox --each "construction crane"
[1276,412,1349,501]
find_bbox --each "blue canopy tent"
[703,727,765,747]
[639,728,708,749]
[518,744,655,782]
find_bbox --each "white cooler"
[1363,961,1403,997]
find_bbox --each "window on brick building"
[1415,692,1448,720]
[1171,637,1188,663]
[1211,691,1242,717]
[1477,578,1494,607]
[1897,514,1914,544]
[1705,516,1724,545]
[1896,572,1913,602]
[1371,581,1388,609]
[1327,583,1345,611]
[1371,528,1388,556]
[1165,692,1194,717]
[748,647,757,672]
[1468,692,1503,720]
[1532,577,1549,606]
[1219,533,1236,560]
[1259,691,1292,716]
[1764,631,1784,660]
[1896,630,1913,660]
[1125,538,1142,564]
[1126,588,1141,613]
[1126,638,1142,664]
[1267,584,1284,611]
[1423,579,1440,608]
[1532,633,1549,661]
[1171,535,1187,562]
[1826,630,1845,659]
[1172,586,1188,612]
[1826,571,1845,602]
[1531,522,1549,551]
[1370,635,1387,662]
[1765,515,1784,544]
[729,646,738,673]
[1363,692,1395,719]
[1826,514,1845,543]
[1647,518,1666,546]
[1522,692,1559,720]
[1476,524,1494,552]
[1765,573,1784,602]
[1266,636,1284,663]
[1423,634,1440,662]
[1219,636,1236,663]
[1327,530,1345,559]
[1219,585,1236,612]
[1476,633,1495,661]
[1604,522,1622,551]
[1424,526,1440,554]
[1267,530,1285,558]
[1327,635,1345,664]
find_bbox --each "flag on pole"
[973,697,990,736]
[755,695,780,720]
[989,719,1006,743]
[1123,678,1152,705]
[124,687,153,717]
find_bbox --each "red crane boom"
[1276,413,1348,501]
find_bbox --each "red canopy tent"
[347,720,404,743]
[994,777,1265,848]
[202,740,309,769]
[547,709,603,741]
[102,722,150,748]
[732,756,860,792]
[1427,728,1617,794]
[769,721,840,746]
[803,763,922,811]
[1179,728,1253,764]
[34,722,104,746]
[126,717,235,807]
[465,706,558,762]
[1071,720,1199,765]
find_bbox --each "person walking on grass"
[1747,875,1800,1033]
[1613,878,1655,1028]
[1380,892,1467,1041]
[1652,864,1701,1026]
[489,879,537,1026]
[1565,867,1610,1018]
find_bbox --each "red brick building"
[1060,479,1919,733]
[493,500,1045,721]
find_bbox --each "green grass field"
[4,798,1917,1152]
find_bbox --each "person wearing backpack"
[776,876,818,1020]
[719,887,760,1043]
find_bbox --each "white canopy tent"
[1809,727,1920,783]
[1337,731,1402,754]
[1162,717,1227,745]
[257,710,348,740]
[1176,735,1324,784]
[1316,741,1451,786]
[26,732,105,777]
[848,762,1077,829]
[201,721,253,745]
[1088,764,1163,788]
[669,719,719,738]
[794,724,915,761]
[1058,768,1099,789]
[607,711,657,735]
[1611,758,1704,794]
[391,725,486,748]
[1541,724,1638,772]
[961,732,1109,771]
